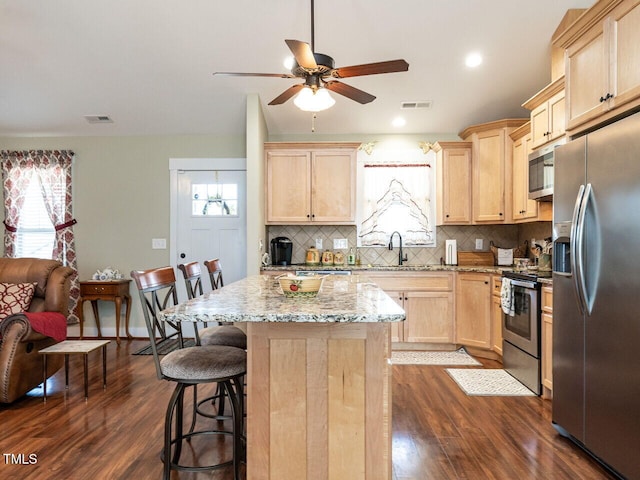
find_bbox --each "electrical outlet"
[315,238,323,249]
[152,238,167,249]
[333,238,348,249]
[475,238,483,250]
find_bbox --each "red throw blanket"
[24,312,68,342]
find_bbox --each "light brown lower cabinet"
[387,290,454,343]
[491,276,503,355]
[367,273,454,344]
[541,285,553,398]
[455,273,492,349]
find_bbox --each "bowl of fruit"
[278,274,325,298]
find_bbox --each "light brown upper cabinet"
[555,0,640,135]
[434,142,472,225]
[460,119,528,224]
[523,78,566,150]
[265,143,358,224]
[510,123,538,222]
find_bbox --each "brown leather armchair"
[0,258,73,403]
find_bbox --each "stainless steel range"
[501,270,549,395]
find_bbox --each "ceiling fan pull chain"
[311,113,317,132]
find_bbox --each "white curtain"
[357,147,436,247]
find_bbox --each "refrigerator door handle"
[579,183,598,315]
[571,184,587,315]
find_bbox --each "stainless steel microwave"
[528,139,565,201]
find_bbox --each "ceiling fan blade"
[213,72,295,78]
[324,81,375,104]
[332,59,409,78]
[268,84,305,105]
[285,39,318,70]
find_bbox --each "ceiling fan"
[213,0,409,111]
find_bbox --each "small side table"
[79,279,132,345]
[39,339,110,401]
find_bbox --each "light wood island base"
[246,322,392,480]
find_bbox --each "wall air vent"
[84,115,114,124]
[401,101,432,109]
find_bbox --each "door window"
[191,182,238,217]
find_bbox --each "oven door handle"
[509,279,537,289]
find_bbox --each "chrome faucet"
[388,231,408,265]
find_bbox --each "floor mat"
[445,368,535,396]
[391,348,481,366]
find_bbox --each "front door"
[175,169,247,291]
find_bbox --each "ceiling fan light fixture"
[293,86,336,112]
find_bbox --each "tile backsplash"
[267,222,552,266]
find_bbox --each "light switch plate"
[315,238,323,249]
[475,238,483,250]
[152,238,167,249]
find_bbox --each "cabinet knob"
[306,214,310,218]
[499,212,503,216]
[446,214,450,218]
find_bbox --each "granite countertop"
[158,274,405,324]
[262,264,512,274]
[262,264,554,284]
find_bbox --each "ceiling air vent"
[401,101,432,110]
[84,115,114,124]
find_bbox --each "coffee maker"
[270,237,293,265]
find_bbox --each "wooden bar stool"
[132,267,246,480]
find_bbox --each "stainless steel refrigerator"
[553,111,640,479]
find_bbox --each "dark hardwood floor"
[0,340,614,479]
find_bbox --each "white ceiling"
[0,0,595,138]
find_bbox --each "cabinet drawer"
[366,272,454,292]
[542,286,553,313]
[492,276,502,297]
[81,283,121,296]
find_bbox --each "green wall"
[0,134,245,336]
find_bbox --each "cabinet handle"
[599,93,613,102]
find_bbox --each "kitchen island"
[159,274,405,480]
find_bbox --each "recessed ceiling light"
[465,52,483,68]
[283,56,295,70]
[392,117,406,128]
